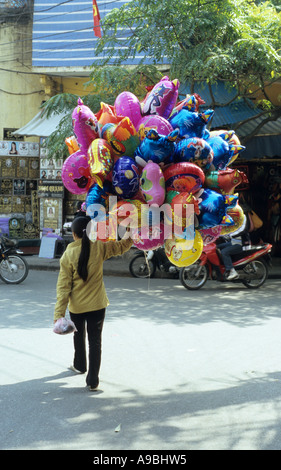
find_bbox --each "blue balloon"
[112,156,140,198]
[169,108,214,139]
[174,137,213,170]
[197,189,237,229]
[86,180,113,220]
[134,129,179,167]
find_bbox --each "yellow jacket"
[54,237,133,320]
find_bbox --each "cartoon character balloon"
[61,151,94,194]
[134,129,179,167]
[174,137,214,170]
[72,98,99,155]
[206,133,245,170]
[88,138,113,187]
[140,162,165,206]
[169,108,214,139]
[142,76,180,119]
[197,189,237,229]
[112,156,140,199]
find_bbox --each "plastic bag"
[53,317,77,335]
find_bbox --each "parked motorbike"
[179,242,272,290]
[0,236,29,284]
[129,247,179,278]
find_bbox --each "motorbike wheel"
[0,255,29,284]
[180,262,208,290]
[241,259,268,289]
[129,254,156,278]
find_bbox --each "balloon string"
[144,250,150,291]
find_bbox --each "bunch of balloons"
[61,75,248,267]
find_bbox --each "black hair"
[71,216,91,282]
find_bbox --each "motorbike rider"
[216,229,251,280]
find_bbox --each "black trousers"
[70,308,105,388]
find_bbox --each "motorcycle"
[0,236,29,284]
[129,246,179,278]
[179,242,272,290]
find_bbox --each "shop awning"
[13,109,68,137]
[236,116,281,159]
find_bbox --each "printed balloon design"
[164,162,205,194]
[136,114,174,141]
[112,156,140,199]
[169,108,214,139]
[101,117,140,158]
[142,76,180,119]
[135,129,179,167]
[61,151,93,195]
[88,138,113,187]
[140,162,165,206]
[174,137,213,170]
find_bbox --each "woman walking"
[54,216,133,391]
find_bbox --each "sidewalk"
[24,248,281,279]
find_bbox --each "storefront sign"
[37,182,64,198]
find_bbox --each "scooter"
[179,242,272,290]
[129,246,179,278]
[0,236,29,284]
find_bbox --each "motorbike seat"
[1,236,17,247]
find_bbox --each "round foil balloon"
[140,162,165,205]
[88,138,113,187]
[72,98,99,155]
[61,151,93,194]
[142,76,180,119]
[136,115,174,141]
[163,162,205,194]
[112,156,140,198]
[164,230,203,267]
[114,92,142,129]
[174,137,213,170]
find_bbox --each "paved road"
[1,270,281,450]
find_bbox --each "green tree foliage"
[42,0,281,158]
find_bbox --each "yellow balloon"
[164,230,203,267]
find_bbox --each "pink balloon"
[72,98,99,155]
[136,115,173,141]
[114,92,142,129]
[142,76,180,119]
[61,150,94,195]
[132,223,166,250]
